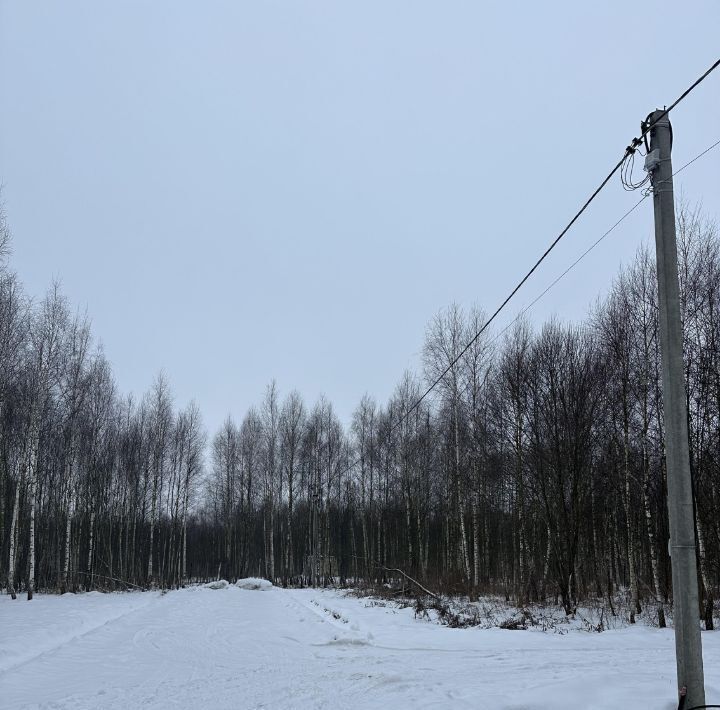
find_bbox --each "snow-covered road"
[2,585,719,709]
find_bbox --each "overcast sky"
[1,2,719,435]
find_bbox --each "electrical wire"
[643,58,720,138]
[666,138,720,178]
[620,58,719,192]
[621,149,652,191]
[337,137,720,482]
[332,60,720,479]
[489,138,720,349]
[394,58,720,429]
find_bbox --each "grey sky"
[1,2,718,435]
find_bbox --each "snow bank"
[235,577,273,591]
[204,579,230,590]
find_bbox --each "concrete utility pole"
[646,109,705,709]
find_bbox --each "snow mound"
[236,577,273,591]
[204,579,230,590]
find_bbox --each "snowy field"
[2,584,719,709]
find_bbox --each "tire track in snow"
[4,587,704,709]
[0,592,160,676]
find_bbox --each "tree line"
[1,204,718,626]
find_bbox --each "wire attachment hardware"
[644,148,661,173]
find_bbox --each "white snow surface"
[1,587,719,709]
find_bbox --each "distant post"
[647,109,705,709]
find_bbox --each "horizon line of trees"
[1,204,719,627]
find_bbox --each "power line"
[492,201,649,342]
[643,58,720,137]
[338,138,720,482]
[621,58,720,190]
[667,138,720,179]
[397,57,720,427]
[488,138,720,349]
[336,61,720,478]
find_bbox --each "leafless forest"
[1,205,719,628]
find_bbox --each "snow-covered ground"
[2,585,719,709]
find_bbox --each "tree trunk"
[697,517,714,630]
[7,467,22,599]
[148,471,158,586]
[643,453,665,627]
[87,508,96,590]
[622,395,640,622]
[27,442,38,601]
[472,489,480,593]
[61,488,76,594]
